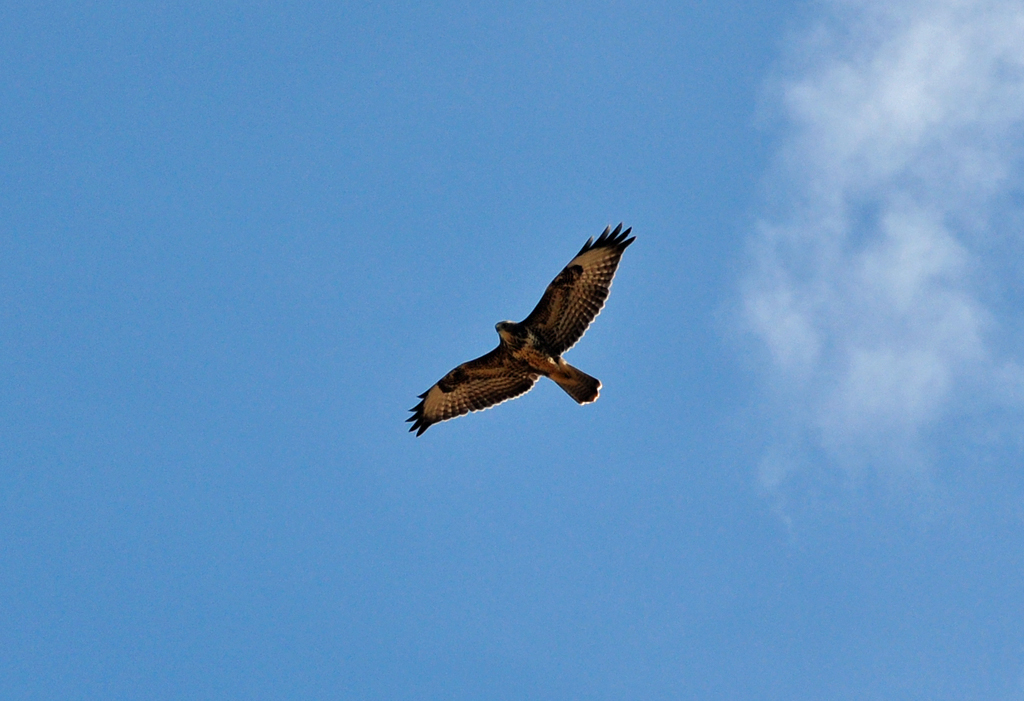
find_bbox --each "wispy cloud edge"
[745,0,1024,486]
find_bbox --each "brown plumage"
[408,224,635,436]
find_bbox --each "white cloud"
[745,0,1024,485]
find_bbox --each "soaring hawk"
[408,224,635,435]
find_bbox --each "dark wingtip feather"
[576,235,597,256]
[408,418,431,435]
[407,396,432,436]
[579,223,634,254]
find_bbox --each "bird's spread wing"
[407,346,539,436]
[521,224,635,355]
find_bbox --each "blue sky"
[2,1,1023,699]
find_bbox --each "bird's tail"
[551,362,601,404]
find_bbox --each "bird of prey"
[408,224,635,436]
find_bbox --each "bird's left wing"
[521,223,635,355]
[407,345,539,436]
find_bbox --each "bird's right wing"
[407,346,539,436]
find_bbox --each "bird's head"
[495,320,524,344]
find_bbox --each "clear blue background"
[2,2,1022,699]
